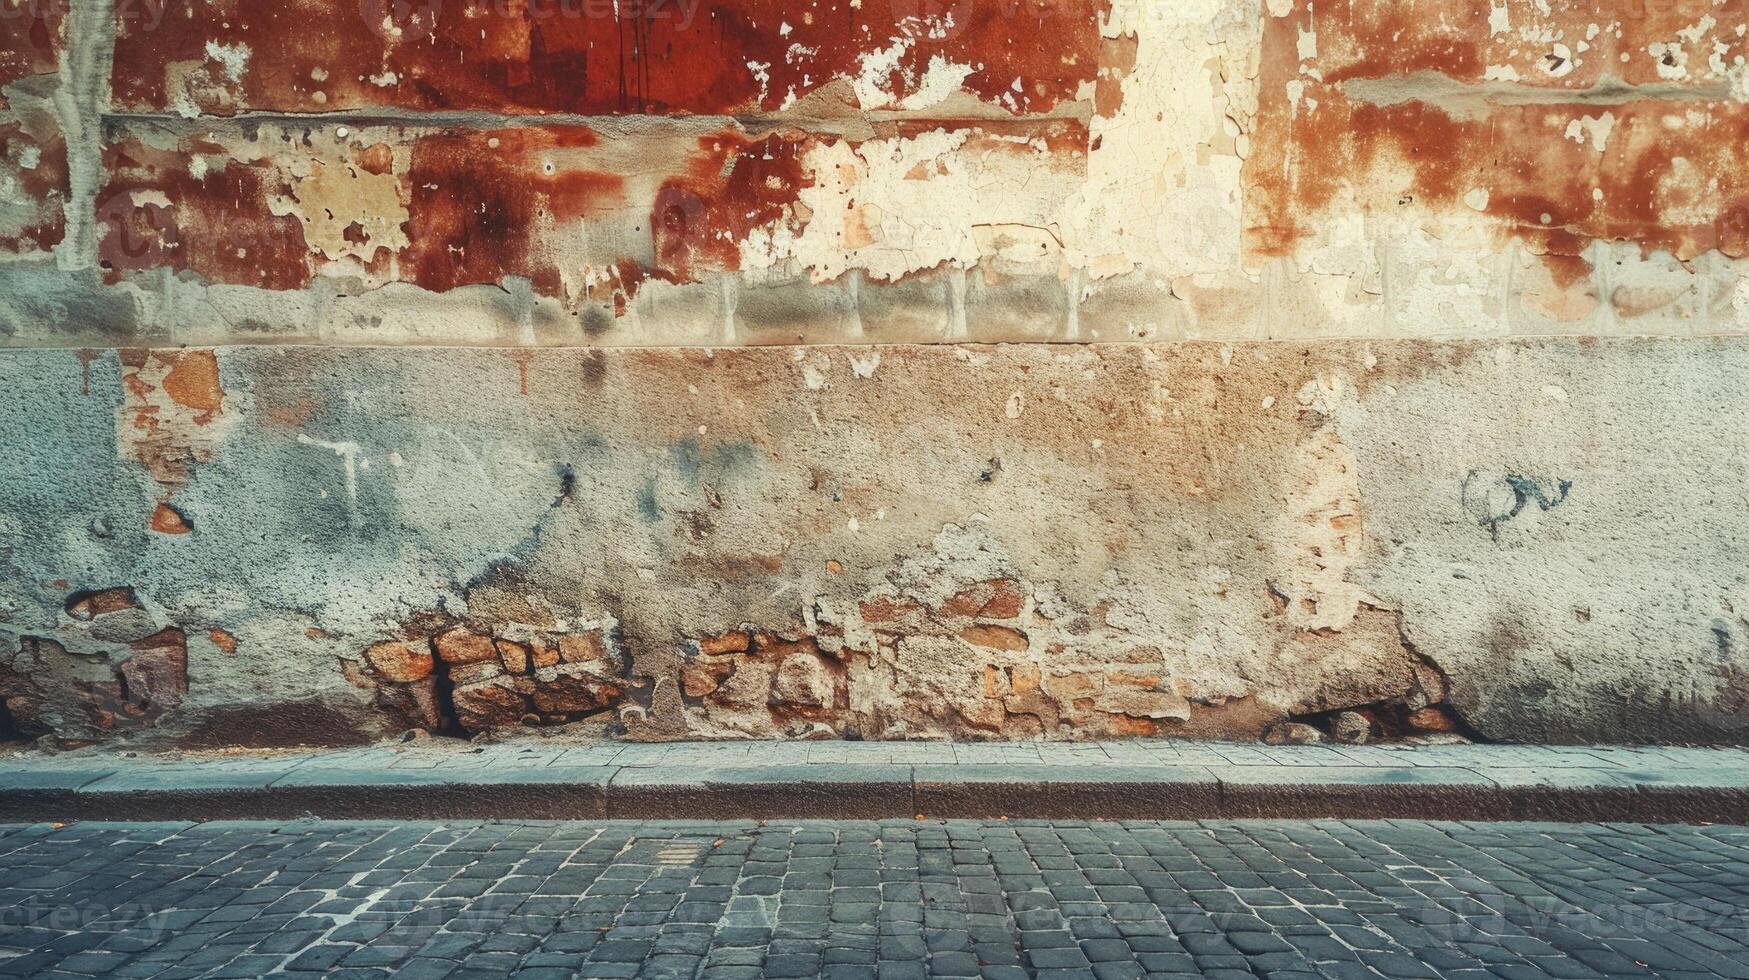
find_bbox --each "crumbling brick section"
[0,588,189,746]
[663,578,1199,741]
[679,630,851,735]
[349,623,627,736]
[1272,634,1471,746]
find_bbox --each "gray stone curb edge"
[1,763,1745,824]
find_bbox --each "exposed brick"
[433,627,499,665]
[452,680,528,732]
[65,588,140,621]
[556,631,610,664]
[958,625,1029,652]
[149,501,193,535]
[118,630,190,714]
[1091,686,1191,722]
[160,350,223,415]
[858,595,928,630]
[496,640,530,674]
[529,638,560,669]
[940,580,1026,619]
[365,641,436,683]
[682,662,728,697]
[696,632,751,656]
[770,653,837,709]
[374,676,446,731]
[112,0,1103,117]
[448,661,505,686]
[528,668,622,715]
[1407,706,1460,733]
[353,621,625,735]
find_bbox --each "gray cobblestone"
[0,819,1745,977]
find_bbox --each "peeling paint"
[112,0,1105,117]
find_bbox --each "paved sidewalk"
[2,819,1747,979]
[1,741,1746,824]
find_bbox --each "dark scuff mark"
[579,348,608,384]
[1462,469,1572,540]
[458,462,581,575]
[177,697,382,748]
[553,463,576,508]
[670,438,701,481]
[1504,473,1572,513]
[637,479,662,523]
[1712,616,1737,661]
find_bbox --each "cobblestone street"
[0,820,1745,979]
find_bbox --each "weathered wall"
[1,0,1746,346]
[4,342,1749,746]
[1,1,1747,745]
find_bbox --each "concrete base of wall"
[3,340,1748,748]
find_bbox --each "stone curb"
[2,763,1746,823]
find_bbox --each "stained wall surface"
[2,1,1747,745]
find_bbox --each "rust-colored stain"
[209,628,239,655]
[100,138,312,289]
[112,0,1103,117]
[160,350,224,417]
[76,349,100,395]
[402,128,624,295]
[90,119,1076,307]
[118,350,229,513]
[653,131,809,281]
[1244,0,1749,268]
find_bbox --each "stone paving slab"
[0,742,1746,823]
[1,819,1747,979]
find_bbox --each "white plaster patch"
[847,352,882,378]
[204,41,251,83]
[851,30,978,112]
[1563,111,1616,153]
